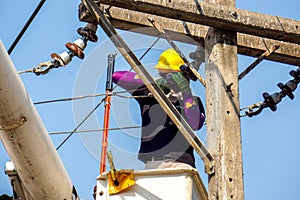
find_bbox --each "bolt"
[230,11,238,19]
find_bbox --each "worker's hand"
[155,77,170,94]
[182,94,205,130]
[171,72,191,94]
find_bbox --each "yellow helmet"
[154,48,184,71]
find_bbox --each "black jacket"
[132,85,195,167]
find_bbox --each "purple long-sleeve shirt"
[112,71,205,130]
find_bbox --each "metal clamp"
[33,60,60,75]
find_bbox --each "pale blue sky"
[0,1,299,199]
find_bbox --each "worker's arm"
[171,72,205,130]
[113,71,205,130]
[112,71,170,94]
[112,71,144,92]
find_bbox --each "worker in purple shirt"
[112,48,205,169]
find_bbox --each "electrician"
[112,48,205,169]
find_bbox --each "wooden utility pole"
[205,0,244,199]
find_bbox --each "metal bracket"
[238,44,280,80]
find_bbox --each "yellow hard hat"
[154,48,184,71]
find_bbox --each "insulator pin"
[77,27,98,42]
[73,38,87,50]
[286,79,298,91]
[277,81,296,100]
[65,42,85,59]
[289,68,300,79]
[51,52,72,66]
[262,92,280,111]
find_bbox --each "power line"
[54,90,146,149]
[56,97,105,150]
[49,125,141,135]
[8,0,46,54]
[33,89,148,105]
[34,93,106,105]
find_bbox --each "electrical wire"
[33,88,150,105]
[49,125,141,135]
[139,37,160,61]
[56,97,105,150]
[8,0,46,54]
[18,69,34,75]
[34,93,106,105]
